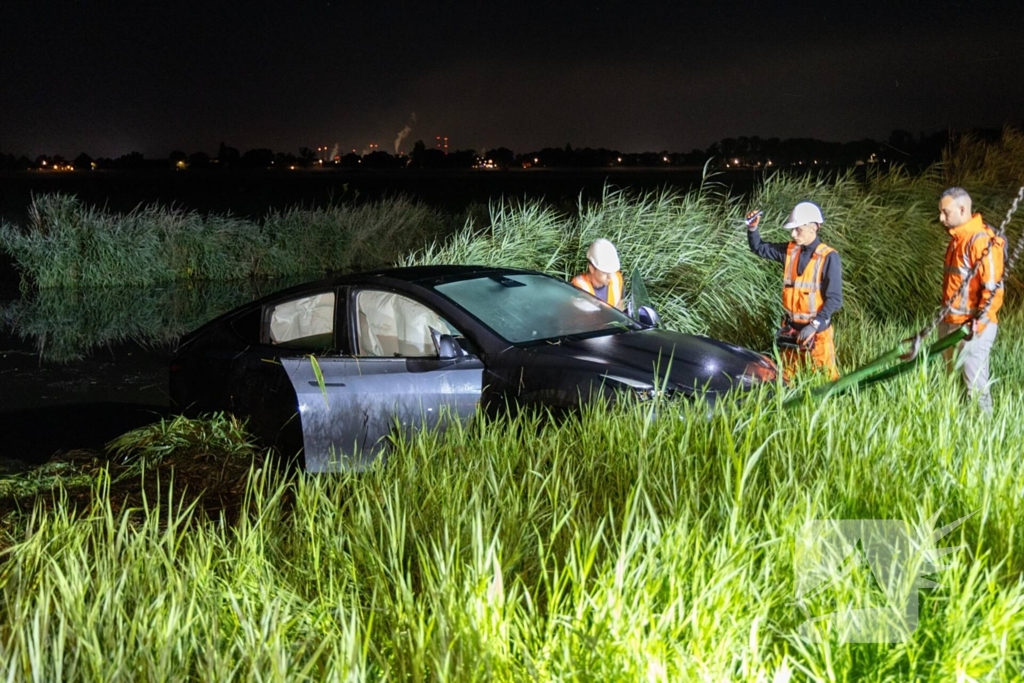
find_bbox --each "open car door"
[281,289,483,472]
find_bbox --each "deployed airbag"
[357,290,451,357]
[270,292,335,344]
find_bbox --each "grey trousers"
[939,321,998,413]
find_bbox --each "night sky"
[2,1,1021,159]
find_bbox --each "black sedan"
[170,266,777,471]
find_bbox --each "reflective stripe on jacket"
[572,270,624,307]
[943,213,1004,330]
[782,242,836,324]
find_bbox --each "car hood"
[525,328,776,394]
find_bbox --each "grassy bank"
[1,342,1023,679]
[1,130,1023,680]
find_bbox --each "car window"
[267,291,335,350]
[355,290,457,357]
[434,274,638,344]
[231,307,262,343]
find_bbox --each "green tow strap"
[782,325,969,408]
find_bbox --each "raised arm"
[747,227,789,264]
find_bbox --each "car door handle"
[308,381,346,387]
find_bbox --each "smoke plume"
[394,112,417,154]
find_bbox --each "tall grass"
[1,336,1023,679]
[0,194,450,288]
[404,129,1024,353]
[942,125,1024,192]
[2,131,1023,680]
[403,176,949,351]
[3,129,1021,358]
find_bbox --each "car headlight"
[602,374,668,401]
[739,356,778,387]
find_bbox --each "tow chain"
[902,186,1024,361]
[784,187,1024,409]
[999,186,1024,272]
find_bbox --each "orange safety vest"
[781,242,836,324]
[572,270,624,307]
[943,214,1004,331]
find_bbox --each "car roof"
[180,265,544,348]
[354,264,532,285]
[211,265,543,322]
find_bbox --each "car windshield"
[435,273,640,344]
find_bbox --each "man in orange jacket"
[746,202,843,380]
[572,238,626,309]
[938,187,1005,413]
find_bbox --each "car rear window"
[435,274,637,344]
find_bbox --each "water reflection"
[1,277,309,362]
[0,278,312,466]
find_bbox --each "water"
[0,280,278,468]
[0,167,761,468]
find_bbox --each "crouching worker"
[572,238,625,310]
[745,202,843,380]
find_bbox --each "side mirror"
[430,327,463,360]
[637,305,660,328]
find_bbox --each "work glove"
[797,324,817,346]
[744,210,762,230]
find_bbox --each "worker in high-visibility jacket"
[938,186,1005,413]
[572,238,625,309]
[745,202,843,380]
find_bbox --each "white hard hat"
[587,238,620,273]
[783,201,825,230]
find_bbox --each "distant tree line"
[0,128,1008,173]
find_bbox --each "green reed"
[0,194,450,288]
[1,130,1023,680]
[1,336,1022,680]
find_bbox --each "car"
[170,265,777,471]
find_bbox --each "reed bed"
[403,128,1023,351]
[2,129,1021,359]
[1,340,1023,680]
[0,194,450,288]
